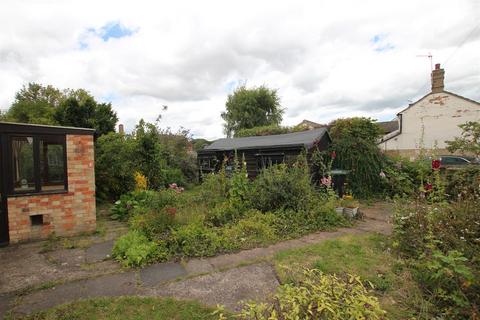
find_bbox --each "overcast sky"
[1,0,479,140]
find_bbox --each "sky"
[0,0,479,140]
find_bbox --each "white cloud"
[0,0,479,140]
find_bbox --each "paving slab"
[154,263,279,311]
[12,272,137,316]
[85,240,115,263]
[0,294,14,319]
[140,262,187,287]
[184,259,214,275]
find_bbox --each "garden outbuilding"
[0,122,96,245]
[198,128,331,178]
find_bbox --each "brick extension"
[7,135,96,243]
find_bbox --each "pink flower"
[321,176,332,187]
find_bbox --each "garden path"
[0,203,391,318]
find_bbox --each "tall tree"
[221,85,283,137]
[3,83,63,124]
[4,82,118,136]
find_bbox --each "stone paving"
[0,203,391,318]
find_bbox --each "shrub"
[215,269,386,319]
[95,132,136,199]
[393,199,480,261]
[273,198,344,238]
[206,201,246,227]
[222,210,278,250]
[251,159,312,212]
[129,208,176,240]
[199,170,230,207]
[445,166,480,200]
[414,250,479,318]
[169,223,222,257]
[110,190,156,221]
[112,230,168,267]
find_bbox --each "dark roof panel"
[202,128,329,151]
[377,120,399,134]
[0,122,96,135]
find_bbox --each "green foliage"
[383,156,432,197]
[129,207,176,240]
[95,120,197,199]
[112,231,168,267]
[446,121,480,157]
[221,84,284,137]
[4,83,118,135]
[221,210,278,250]
[110,190,155,221]
[414,250,479,318]
[199,170,230,207]
[206,201,245,227]
[2,83,61,125]
[228,155,251,208]
[393,199,480,318]
[18,297,218,320]
[329,117,386,198]
[218,269,385,319]
[445,166,480,200]
[250,158,312,212]
[234,124,307,138]
[95,132,137,199]
[169,223,222,257]
[329,117,383,143]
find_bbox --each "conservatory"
[0,122,96,245]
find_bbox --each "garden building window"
[9,135,67,194]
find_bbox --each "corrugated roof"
[202,127,329,151]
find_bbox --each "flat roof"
[200,127,329,152]
[0,122,96,135]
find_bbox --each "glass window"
[39,137,65,191]
[11,136,35,192]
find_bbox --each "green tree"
[329,117,383,143]
[95,132,137,199]
[446,121,480,157]
[221,85,284,137]
[4,82,118,136]
[3,83,62,125]
[329,117,385,197]
[55,97,96,128]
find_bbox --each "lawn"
[9,297,218,320]
[273,234,432,319]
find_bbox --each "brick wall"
[7,134,96,243]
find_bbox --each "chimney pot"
[431,64,445,93]
[118,124,124,134]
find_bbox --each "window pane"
[12,137,35,192]
[40,137,65,191]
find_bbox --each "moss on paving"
[7,297,218,320]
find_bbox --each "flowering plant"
[432,159,441,170]
[321,176,332,187]
[169,183,184,193]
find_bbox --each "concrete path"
[0,203,391,318]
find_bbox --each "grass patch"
[8,297,218,320]
[273,233,432,319]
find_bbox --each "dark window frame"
[6,134,68,196]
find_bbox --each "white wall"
[381,92,480,152]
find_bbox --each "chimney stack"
[118,124,124,134]
[431,63,445,93]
